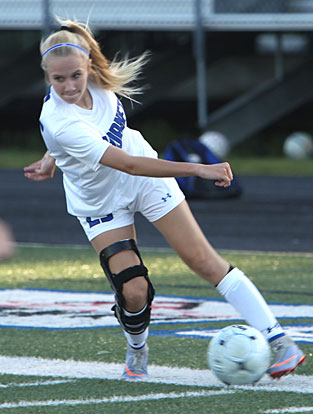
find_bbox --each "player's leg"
[92,225,148,313]
[90,224,154,380]
[152,200,305,378]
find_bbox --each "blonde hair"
[40,18,149,100]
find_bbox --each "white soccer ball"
[199,131,230,159]
[283,132,313,159]
[208,324,271,385]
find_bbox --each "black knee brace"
[99,239,155,335]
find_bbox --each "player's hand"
[24,153,56,181]
[198,162,233,187]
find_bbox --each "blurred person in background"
[0,219,15,260]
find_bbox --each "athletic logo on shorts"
[161,193,172,202]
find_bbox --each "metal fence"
[1,0,313,31]
[1,0,208,30]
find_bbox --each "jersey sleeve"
[55,120,110,171]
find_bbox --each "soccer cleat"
[268,335,306,379]
[121,344,149,381]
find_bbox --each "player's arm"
[100,145,233,188]
[24,151,56,181]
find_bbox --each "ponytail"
[40,18,149,100]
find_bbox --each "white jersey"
[39,83,158,217]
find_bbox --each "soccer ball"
[199,131,230,159]
[283,132,313,160]
[208,324,271,385]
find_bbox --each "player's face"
[47,54,91,108]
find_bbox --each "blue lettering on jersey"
[44,87,51,102]
[39,88,52,133]
[102,100,125,148]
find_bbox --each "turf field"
[0,244,312,413]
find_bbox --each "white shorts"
[77,176,185,241]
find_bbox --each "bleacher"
[0,0,313,31]
[2,0,313,148]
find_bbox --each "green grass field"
[1,147,313,176]
[0,245,312,413]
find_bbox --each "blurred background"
[1,0,313,159]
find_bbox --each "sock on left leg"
[216,267,285,341]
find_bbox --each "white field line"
[0,379,75,389]
[0,355,312,394]
[0,390,234,410]
[263,408,313,413]
[16,243,313,257]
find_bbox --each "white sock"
[123,306,149,349]
[124,328,149,349]
[216,267,285,342]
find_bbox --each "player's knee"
[122,276,148,312]
[99,239,155,334]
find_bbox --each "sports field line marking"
[0,379,75,389]
[0,390,234,410]
[16,242,313,257]
[0,355,312,394]
[263,407,313,413]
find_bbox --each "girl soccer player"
[25,19,305,380]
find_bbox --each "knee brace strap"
[100,239,143,271]
[113,300,152,335]
[110,265,155,334]
[99,239,155,334]
[99,239,147,297]
[109,264,150,307]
